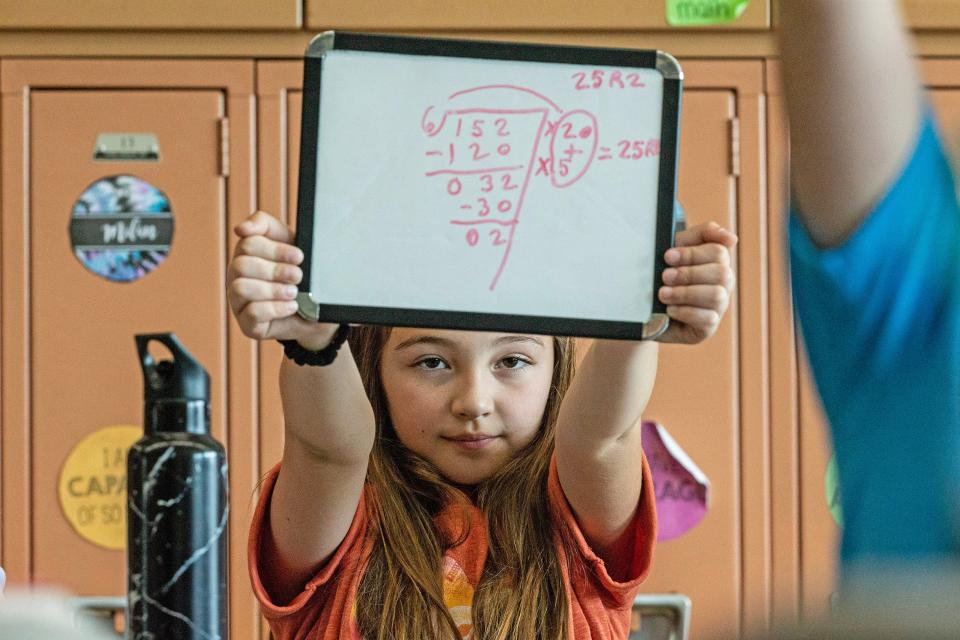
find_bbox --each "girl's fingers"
[674,221,738,248]
[674,221,718,247]
[228,255,302,285]
[658,221,736,345]
[235,300,300,339]
[693,223,738,249]
[665,305,721,336]
[659,284,730,311]
[664,242,731,268]
[234,234,304,265]
[702,225,739,249]
[662,262,735,290]
[227,278,299,316]
[234,211,295,244]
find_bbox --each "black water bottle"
[128,333,229,640]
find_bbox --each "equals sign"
[598,147,613,161]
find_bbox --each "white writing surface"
[309,48,665,323]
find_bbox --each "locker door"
[256,61,303,481]
[0,63,3,574]
[257,62,302,640]
[2,59,258,640]
[766,60,840,626]
[638,87,742,639]
[798,360,838,620]
[637,60,767,639]
[29,90,227,596]
[766,61,803,626]
[929,89,960,154]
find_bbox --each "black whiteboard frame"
[295,31,682,340]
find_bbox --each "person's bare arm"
[779,1,923,248]
[554,224,736,576]
[228,212,375,603]
[554,339,657,574]
[262,351,375,604]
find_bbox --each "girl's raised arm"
[228,212,375,603]
[554,337,658,576]
[554,223,736,576]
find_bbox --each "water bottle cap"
[135,333,210,403]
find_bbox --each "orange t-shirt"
[248,454,657,639]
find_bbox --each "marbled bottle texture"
[127,436,229,640]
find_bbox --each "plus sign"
[563,143,583,161]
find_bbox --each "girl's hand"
[227,211,338,347]
[656,222,738,345]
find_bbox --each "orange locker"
[0,0,300,30]
[928,65,960,155]
[255,60,302,640]
[765,60,802,627]
[797,360,839,621]
[255,61,304,484]
[640,60,768,640]
[767,60,840,625]
[0,59,4,574]
[256,55,768,640]
[0,59,259,640]
[903,0,960,28]
[306,0,771,31]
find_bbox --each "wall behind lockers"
[8,1,959,639]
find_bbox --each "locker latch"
[218,117,230,177]
[728,117,741,178]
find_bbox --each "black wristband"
[278,324,350,367]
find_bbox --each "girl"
[227,211,737,640]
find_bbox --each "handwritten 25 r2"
[572,69,647,91]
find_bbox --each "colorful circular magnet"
[69,175,175,283]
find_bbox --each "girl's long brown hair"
[350,325,577,640]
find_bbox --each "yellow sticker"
[58,425,142,550]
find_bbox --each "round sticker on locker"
[58,425,142,550]
[69,175,174,283]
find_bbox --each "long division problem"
[422,75,661,291]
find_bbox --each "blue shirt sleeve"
[789,111,960,564]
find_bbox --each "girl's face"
[380,329,555,486]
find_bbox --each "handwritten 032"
[421,71,661,291]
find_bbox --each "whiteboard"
[295,32,682,339]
